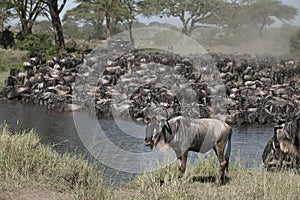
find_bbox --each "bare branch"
[58,0,66,14]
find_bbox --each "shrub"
[17,33,59,58]
[0,27,15,49]
[290,28,300,56]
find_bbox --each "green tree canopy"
[139,0,223,36]
[63,0,124,40]
[199,0,298,38]
[203,0,245,32]
[63,0,105,39]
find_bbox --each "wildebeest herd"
[0,49,299,184]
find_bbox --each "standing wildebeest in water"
[145,116,232,184]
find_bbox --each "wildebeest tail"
[225,128,232,172]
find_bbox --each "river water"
[0,99,273,185]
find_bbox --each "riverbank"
[1,125,299,199]
[0,125,110,200]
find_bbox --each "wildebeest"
[276,116,300,156]
[262,115,300,170]
[262,126,292,170]
[145,116,232,184]
[5,76,17,88]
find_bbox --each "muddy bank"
[1,50,299,125]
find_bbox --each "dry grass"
[0,49,27,64]
[113,156,300,200]
[0,124,110,200]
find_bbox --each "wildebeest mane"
[163,120,173,135]
[162,120,173,144]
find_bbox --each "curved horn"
[272,140,276,150]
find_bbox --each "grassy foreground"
[0,125,300,199]
[115,158,300,200]
[0,125,110,200]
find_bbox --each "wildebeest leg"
[177,151,188,175]
[213,145,227,185]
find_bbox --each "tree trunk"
[106,14,111,40]
[1,11,4,32]
[181,17,192,36]
[182,26,191,36]
[51,14,65,49]
[96,21,102,39]
[128,21,134,47]
[47,0,65,49]
[96,16,103,40]
[21,18,32,36]
[182,22,189,36]
[21,19,28,36]
[259,16,268,38]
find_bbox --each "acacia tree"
[204,0,245,34]
[42,0,66,49]
[99,0,122,39]
[243,0,298,37]
[10,0,47,36]
[140,0,223,36]
[119,0,140,45]
[63,0,105,39]
[65,0,121,40]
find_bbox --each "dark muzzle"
[144,137,153,149]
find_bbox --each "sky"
[280,0,300,26]
[60,0,300,27]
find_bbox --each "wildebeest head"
[263,117,300,170]
[262,136,291,170]
[145,116,165,149]
[276,117,300,156]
